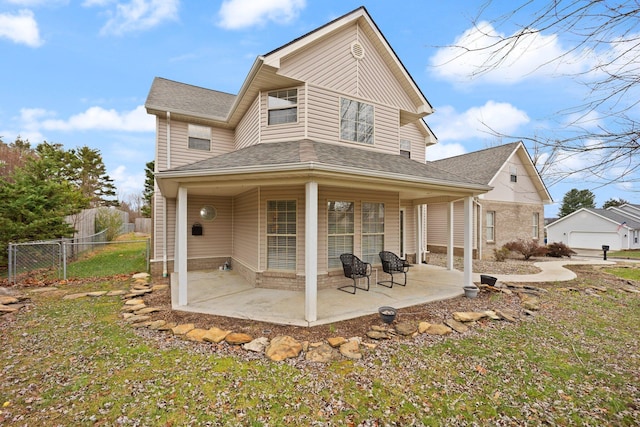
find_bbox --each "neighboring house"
[427,142,551,259]
[546,205,640,251]
[145,6,496,322]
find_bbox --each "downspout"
[163,111,171,277]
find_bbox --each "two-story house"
[145,6,494,323]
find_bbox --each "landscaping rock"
[452,311,487,322]
[122,304,146,312]
[0,304,19,313]
[134,307,161,315]
[186,328,209,342]
[106,290,127,296]
[87,291,107,297]
[147,320,167,330]
[306,343,339,362]
[418,321,431,333]
[425,324,453,335]
[125,315,151,324]
[124,298,145,306]
[243,337,269,353]
[0,296,19,305]
[494,309,517,322]
[203,327,231,344]
[225,333,253,345]
[327,336,348,348]
[444,318,469,333]
[132,273,150,280]
[172,323,195,335]
[395,321,417,336]
[366,330,390,340]
[265,336,302,361]
[63,292,88,300]
[339,340,362,360]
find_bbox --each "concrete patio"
[171,263,466,327]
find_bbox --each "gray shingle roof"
[588,208,640,229]
[168,140,488,187]
[429,142,521,185]
[145,77,236,119]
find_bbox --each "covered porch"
[171,262,466,327]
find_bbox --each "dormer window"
[340,98,374,144]
[268,89,297,125]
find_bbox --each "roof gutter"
[155,161,492,193]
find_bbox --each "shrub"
[503,239,548,260]
[95,207,124,241]
[546,241,577,258]
[493,246,510,262]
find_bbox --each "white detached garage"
[546,207,640,251]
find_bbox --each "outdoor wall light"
[200,205,217,221]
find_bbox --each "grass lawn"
[1,261,639,424]
[609,250,640,259]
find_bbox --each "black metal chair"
[378,251,411,288]
[339,253,372,294]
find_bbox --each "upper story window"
[268,89,297,125]
[188,124,211,151]
[340,98,374,144]
[400,139,411,158]
[510,166,518,182]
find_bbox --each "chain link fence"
[7,230,149,284]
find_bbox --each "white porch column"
[446,201,454,270]
[177,186,188,306]
[305,181,318,323]
[463,196,474,287]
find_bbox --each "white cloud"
[87,0,179,35]
[20,105,154,132]
[218,0,305,29]
[111,164,144,195]
[426,142,467,161]
[429,21,593,85]
[429,101,529,141]
[7,0,69,6]
[0,9,43,47]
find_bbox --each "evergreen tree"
[602,198,628,210]
[558,188,596,217]
[141,160,154,218]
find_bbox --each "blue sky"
[1,0,637,215]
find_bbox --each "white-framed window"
[340,98,374,144]
[188,124,211,151]
[327,201,354,269]
[362,202,384,264]
[266,200,296,270]
[268,89,297,125]
[486,211,495,242]
[400,139,411,158]
[532,212,539,239]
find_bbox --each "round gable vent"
[351,41,365,60]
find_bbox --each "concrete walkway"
[473,256,616,283]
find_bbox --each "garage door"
[569,232,620,250]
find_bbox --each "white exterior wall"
[546,211,630,251]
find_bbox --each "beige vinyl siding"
[427,201,477,249]
[159,120,234,170]
[278,23,358,96]
[486,153,545,204]
[400,122,427,163]
[306,84,400,155]
[259,186,306,273]
[186,196,232,260]
[166,197,176,260]
[235,95,260,150]
[151,193,165,261]
[357,25,416,112]
[261,87,306,142]
[401,201,417,256]
[307,85,340,143]
[156,117,168,171]
[319,187,399,271]
[232,189,260,270]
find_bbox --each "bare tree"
[446,1,640,189]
